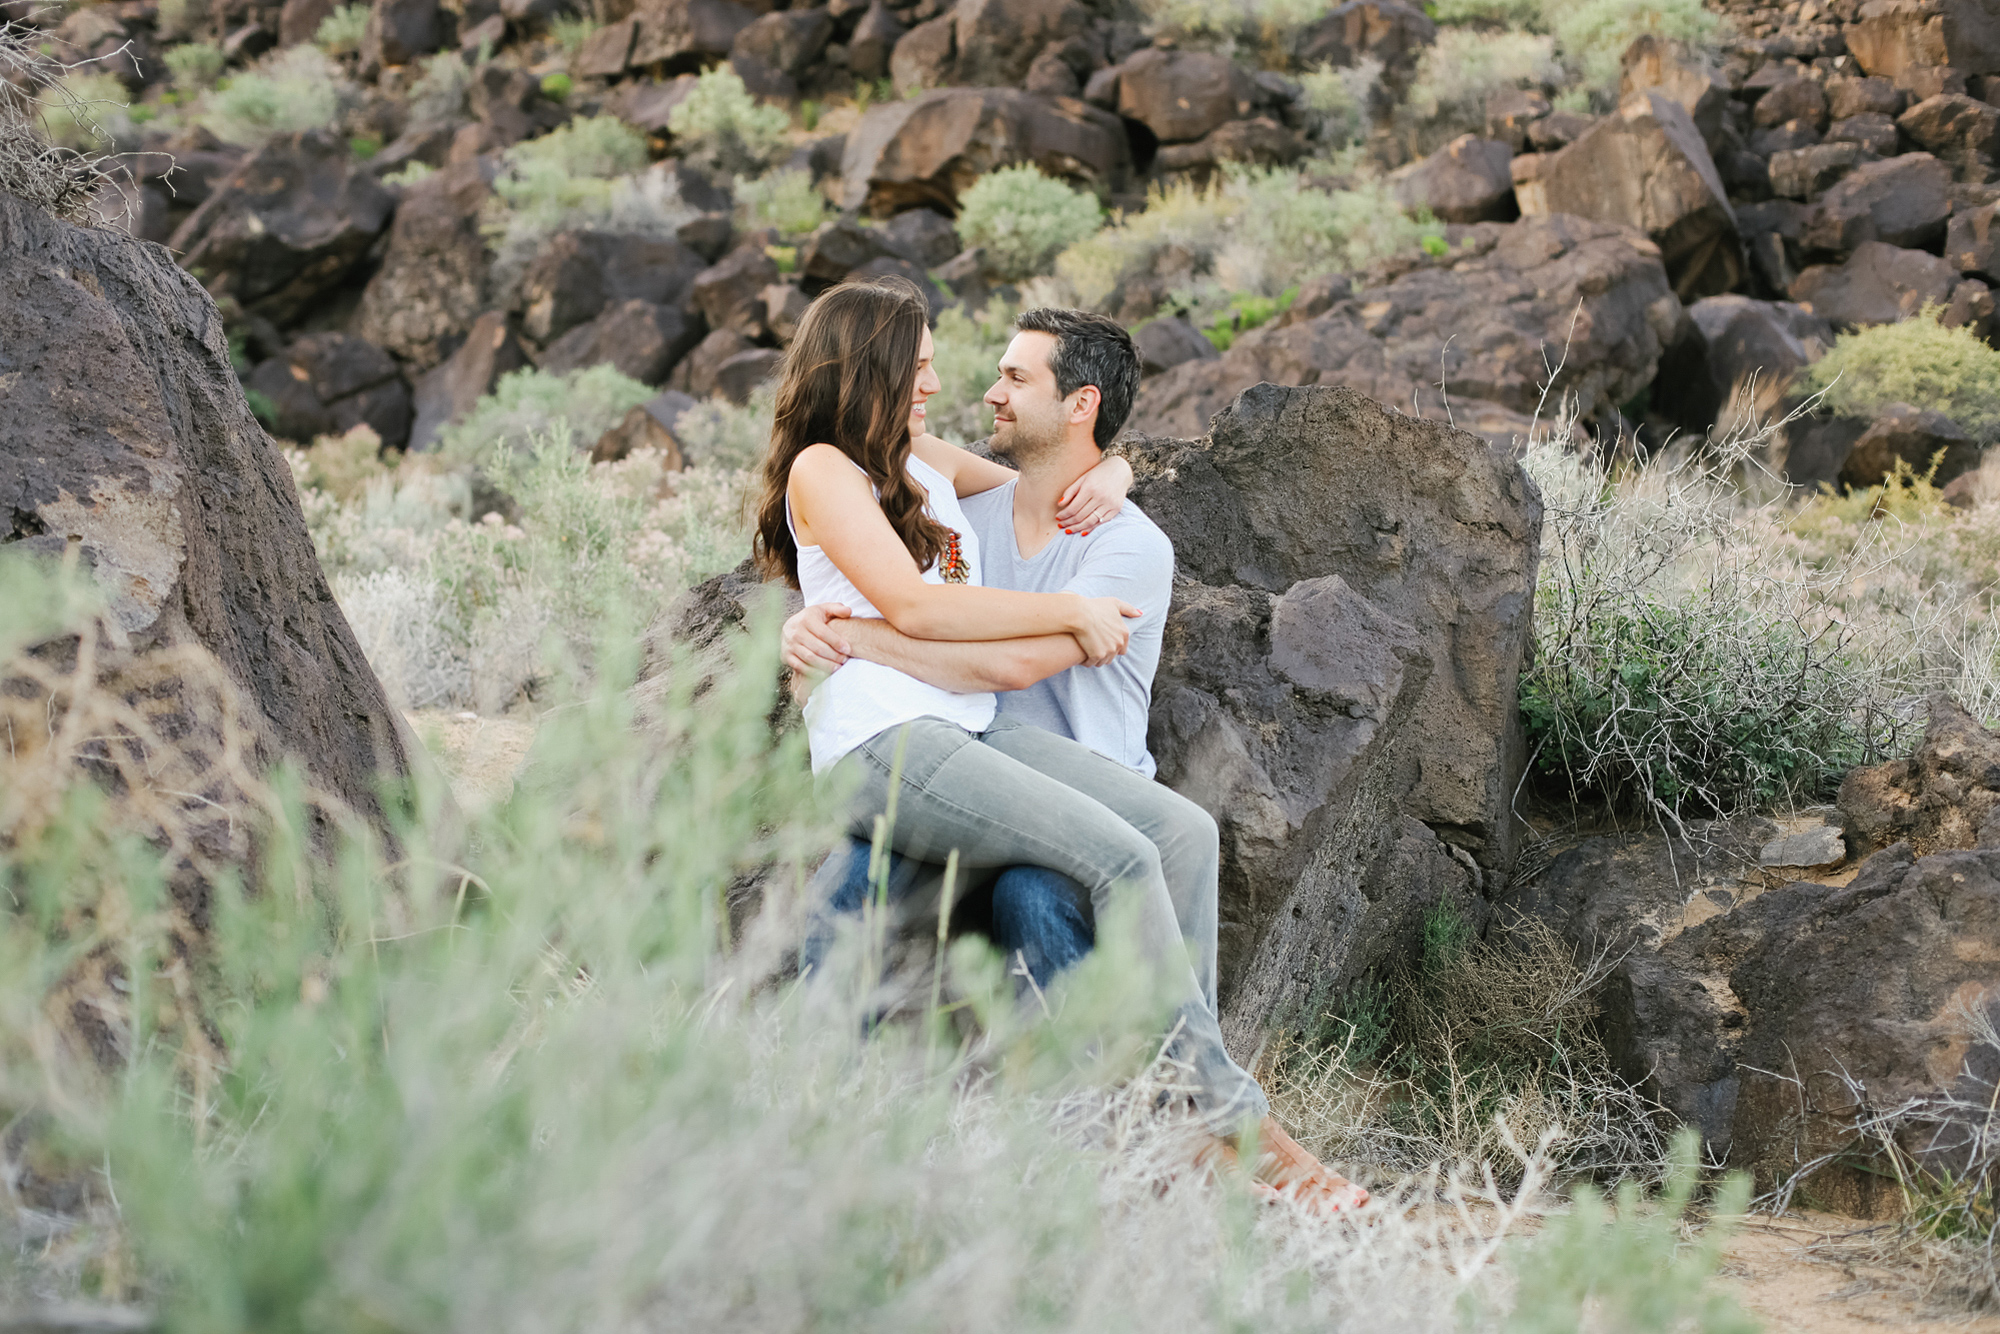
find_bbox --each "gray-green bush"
[1806,306,2000,444]
[198,45,348,146]
[312,3,369,55]
[955,165,1103,283]
[666,63,790,176]
[435,364,655,470]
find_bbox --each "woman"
[755,277,1366,1212]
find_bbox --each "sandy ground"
[404,708,539,813]
[1714,1213,1998,1332]
[403,720,1995,1330]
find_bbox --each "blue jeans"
[800,837,1094,992]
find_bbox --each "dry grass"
[0,19,126,226]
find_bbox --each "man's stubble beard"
[988,408,1066,473]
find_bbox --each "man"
[784,308,1366,1212]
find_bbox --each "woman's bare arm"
[789,444,1136,660]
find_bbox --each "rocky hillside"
[10,0,1998,482]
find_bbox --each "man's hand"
[783,602,854,677]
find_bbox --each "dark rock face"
[518,230,707,345]
[168,130,395,328]
[628,0,755,71]
[1948,198,2000,278]
[1840,694,2000,857]
[538,299,702,386]
[1154,118,1306,172]
[837,87,1129,216]
[1133,316,1219,377]
[1126,384,1543,883]
[0,189,413,835]
[1654,294,1833,434]
[1847,0,2000,83]
[1789,239,1960,326]
[362,0,442,68]
[246,333,413,447]
[409,310,532,451]
[1128,214,1681,445]
[1510,697,2000,1213]
[1520,91,1741,298]
[1115,47,1258,145]
[355,159,493,370]
[1388,134,1517,224]
[1897,92,2000,178]
[1620,34,1730,150]
[1837,402,1980,488]
[1769,141,1875,199]
[1800,152,1952,253]
[1294,0,1435,80]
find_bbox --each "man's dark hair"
[1013,308,1140,449]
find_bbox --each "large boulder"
[1948,199,2000,280]
[1653,295,1833,435]
[168,129,395,328]
[355,159,493,371]
[1127,384,1543,897]
[537,299,701,386]
[1128,214,1682,444]
[1387,134,1516,224]
[1517,90,1741,299]
[1294,0,1435,80]
[409,310,532,452]
[837,87,1129,216]
[517,231,708,345]
[952,0,1093,90]
[1620,34,1730,150]
[1847,0,2000,80]
[361,0,442,68]
[1508,696,2000,1213]
[245,333,412,448]
[1836,402,1981,489]
[1789,239,1960,326]
[1897,93,2000,181]
[628,0,755,71]
[1,188,416,837]
[1800,152,1952,254]
[1114,48,1259,145]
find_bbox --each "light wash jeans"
[824,713,1266,1128]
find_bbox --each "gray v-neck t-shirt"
[957,478,1174,778]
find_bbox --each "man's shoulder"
[958,476,1017,527]
[1087,499,1173,560]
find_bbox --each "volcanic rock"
[355,158,493,370]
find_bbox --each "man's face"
[984,332,1071,464]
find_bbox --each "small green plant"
[406,50,472,124]
[737,166,832,238]
[1297,59,1379,148]
[382,160,435,188]
[1200,287,1296,352]
[1806,305,2000,444]
[955,165,1104,283]
[548,13,600,57]
[666,64,790,176]
[349,133,381,159]
[313,2,369,55]
[540,71,573,102]
[1495,1131,1758,1334]
[1548,0,1723,93]
[163,41,225,91]
[799,98,822,131]
[1421,233,1448,256]
[199,45,346,147]
[437,364,656,471]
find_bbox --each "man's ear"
[1069,383,1101,427]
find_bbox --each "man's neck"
[1011,437,1101,559]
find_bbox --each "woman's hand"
[1055,453,1134,535]
[783,603,853,677]
[1070,595,1142,666]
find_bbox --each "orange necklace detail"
[940,531,969,584]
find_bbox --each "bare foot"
[1187,1133,1286,1204]
[1245,1117,1369,1215]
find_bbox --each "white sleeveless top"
[791,452,997,774]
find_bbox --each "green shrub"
[199,45,346,146]
[736,166,832,238]
[1200,287,1296,351]
[1297,58,1379,148]
[539,70,573,101]
[406,50,472,124]
[436,364,656,470]
[1400,28,1562,153]
[1137,0,1338,56]
[1806,306,2000,444]
[548,13,600,57]
[34,71,132,150]
[673,383,776,470]
[1495,1132,1758,1334]
[312,2,369,55]
[666,64,790,176]
[1548,0,1722,93]
[163,41,225,91]
[1431,0,1546,26]
[955,165,1104,283]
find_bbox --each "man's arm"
[840,618,1084,693]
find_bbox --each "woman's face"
[908,325,942,440]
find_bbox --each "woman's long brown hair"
[753,276,954,588]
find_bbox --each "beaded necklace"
[939,530,969,583]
